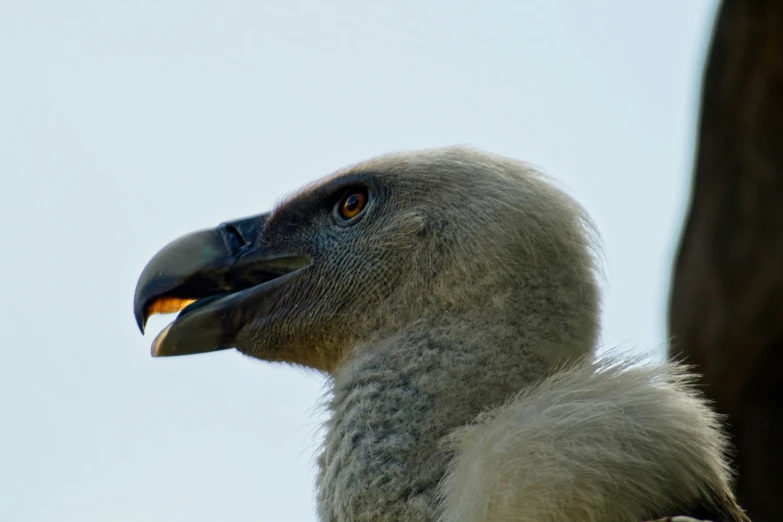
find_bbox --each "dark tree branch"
[668,1,783,520]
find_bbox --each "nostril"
[218,223,248,255]
[217,213,269,256]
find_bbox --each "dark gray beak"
[133,213,310,357]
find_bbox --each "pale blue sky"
[0,1,718,520]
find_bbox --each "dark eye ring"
[335,189,369,222]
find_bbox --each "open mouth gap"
[142,255,312,326]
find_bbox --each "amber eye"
[336,189,369,221]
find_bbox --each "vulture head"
[135,147,599,373]
[133,147,748,522]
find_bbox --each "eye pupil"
[338,190,368,220]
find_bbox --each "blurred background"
[0,1,724,521]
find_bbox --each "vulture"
[134,147,749,522]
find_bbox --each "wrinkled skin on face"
[232,173,438,370]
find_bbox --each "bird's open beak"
[133,212,310,357]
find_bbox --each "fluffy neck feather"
[316,315,584,522]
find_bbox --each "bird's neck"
[316,316,568,522]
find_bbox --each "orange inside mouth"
[145,297,198,321]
